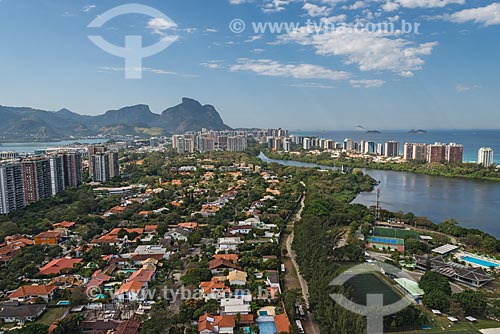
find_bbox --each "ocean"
[293,129,500,163]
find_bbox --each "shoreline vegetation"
[263,149,500,182]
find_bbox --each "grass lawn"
[36,307,69,326]
[391,307,500,334]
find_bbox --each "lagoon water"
[259,153,500,238]
[0,139,105,153]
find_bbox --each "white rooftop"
[432,244,459,255]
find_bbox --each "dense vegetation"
[286,166,427,333]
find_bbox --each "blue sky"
[0,0,499,130]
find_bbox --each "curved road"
[285,190,321,334]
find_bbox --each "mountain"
[159,98,230,133]
[0,98,230,141]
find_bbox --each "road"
[285,190,321,334]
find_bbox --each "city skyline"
[0,0,499,130]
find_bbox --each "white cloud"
[382,1,400,11]
[449,3,500,26]
[320,15,348,24]
[278,25,437,77]
[229,58,351,80]
[201,61,225,69]
[456,83,481,92]
[229,0,248,4]
[350,79,385,87]
[349,1,367,10]
[262,0,294,13]
[397,0,464,8]
[288,82,337,89]
[303,3,332,17]
[205,28,218,33]
[252,48,266,53]
[147,18,178,36]
[245,35,263,42]
[83,5,96,12]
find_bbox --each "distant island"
[366,130,381,134]
[355,125,366,131]
[408,129,428,134]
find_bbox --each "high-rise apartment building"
[49,155,65,196]
[92,152,119,183]
[343,138,355,151]
[227,136,248,152]
[478,147,494,167]
[0,161,25,214]
[446,143,464,163]
[384,141,400,157]
[303,138,311,150]
[61,152,82,188]
[404,143,427,161]
[22,157,52,203]
[427,143,447,163]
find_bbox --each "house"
[227,270,247,286]
[91,228,144,246]
[178,222,198,230]
[212,254,239,263]
[217,237,242,253]
[33,231,62,245]
[265,270,281,300]
[132,245,169,263]
[198,313,235,334]
[8,285,58,303]
[128,268,155,285]
[209,259,241,275]
[165,228,190,242]
[0,302,46,324]
[228,225,253,236]
[200,278,231,301]
[38,257,82,276]
[86,270,112,294]
[274,313,291,334]
[220,292,252,315]
[116,280,146,303]
[52,221,76,235]
[0,236,33,264]
[144,225,158,236]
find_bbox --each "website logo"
[88,4,178,79]
[330,262,412,334]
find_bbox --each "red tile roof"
[39,257,82,276]
[274,313,291,333]
[209,259,241,271]
[8,285,57,299]
[212,254,239,263]
[34,231,62,239]
[52,221,76,228]
[117,280,144,295]
[128,268,155,283]
[198,314,236,332]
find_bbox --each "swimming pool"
[257,321,277,334]
[57,300,70,306]
[259,311,269,316]
[462,256,498,268]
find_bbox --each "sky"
[0,0,499,130]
